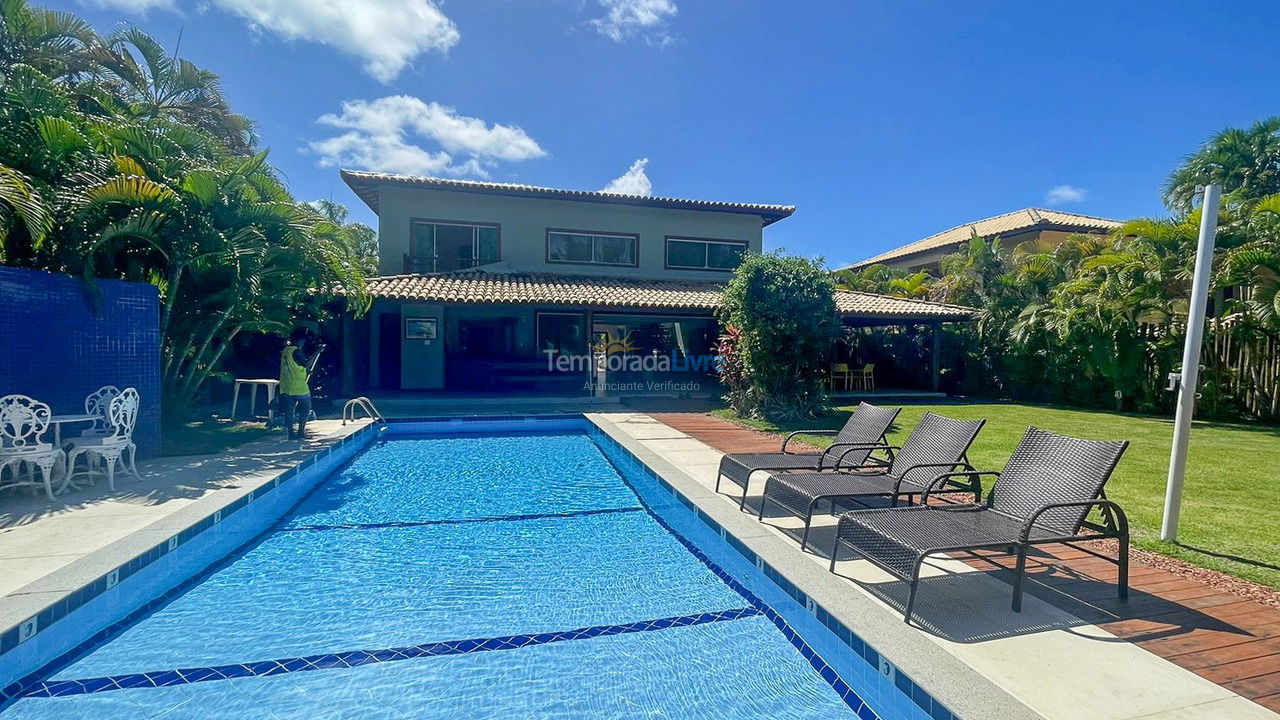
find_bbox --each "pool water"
[4,431,871,718]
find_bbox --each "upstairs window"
[665,237,748,271]
[547,230,638,267]
[408,220,500,273]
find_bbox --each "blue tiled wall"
[0,267,161,457]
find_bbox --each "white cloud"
[601,158,652,196]
[1045,184,1088,205]
[82,0,459,82]
[591,0,677,45]
[309,96,546,178]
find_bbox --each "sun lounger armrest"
[817,441,893,470]
[831,445,899,471]
[891,462,976,496]
[921,470,998,504]
[781,429,839,453]
[1019,499,1129,542]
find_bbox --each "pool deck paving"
[0,419,370,601]
[3,410,1276,719]
[600,410,1280,720]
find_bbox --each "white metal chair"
[66,387,141,491]
[79,385,121,438]
[0,394,66,501]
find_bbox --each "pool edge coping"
[1,413,1037,720]
[585,412,1046,720]
[0,420,379,683]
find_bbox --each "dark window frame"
[535,311,589,357]
[408,217,503,273]
[663,236,749,271]
[545,228,640,268]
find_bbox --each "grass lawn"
[715,402,1280,590]
[162,419,273,457]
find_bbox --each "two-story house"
[336,170,970,393]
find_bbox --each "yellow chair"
[830,363,852,391]
[855,363,876,392]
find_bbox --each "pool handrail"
[342,397,386,426]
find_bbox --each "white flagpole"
[1160,184,1221,542]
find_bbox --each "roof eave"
[340,170,795,226]
[844,220,1120,270]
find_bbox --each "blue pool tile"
[895,669,912,695]
[4,425,892,720]
[911,681,933,713]
[847,630,864,658]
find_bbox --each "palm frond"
[84,174,177,207]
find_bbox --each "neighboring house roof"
[354,270,973,321]
[340,170,796,226]
[845,208,1123,270]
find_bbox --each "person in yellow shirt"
[279,328,318,440]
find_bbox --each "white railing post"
[1160,184,1221,542]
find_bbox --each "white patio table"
[231,379,279,422]
[46,413,97,447]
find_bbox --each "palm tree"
[0,2,372,424]
[1222,193,1280,325]
[0,0,98,80]
[931,234,1008,307]
[886,271,933,299]
[0,162,51,259]
[1010,232,1112,296]
[832,263,903,295]
[89,27,257,154]
[307,198,379,275]
[1164,117,1280,212]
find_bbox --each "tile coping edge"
[0,422,376,642]
[585,412,1046,720]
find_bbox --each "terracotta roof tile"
[355,270,973,321]
[340,170,796,226]
[833,290,974,320]
[847,208,1122,269]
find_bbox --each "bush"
[717,253,840,420]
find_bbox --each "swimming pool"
[3,422,900,718]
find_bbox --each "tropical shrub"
[0,0,372,421]
[833,117,1280,421]
[717,253,840,420]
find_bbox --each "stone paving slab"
[620,411,1280,720]
[0,419,367,600]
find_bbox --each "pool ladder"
[342,396,386,427]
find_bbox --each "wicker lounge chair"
[829,426,1129,624]
[759,412,986,551]
[715,402,901,511]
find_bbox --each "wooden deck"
[649,411,1280,713]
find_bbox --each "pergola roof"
[356,270,973,322]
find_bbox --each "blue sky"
[49,0,1280,267]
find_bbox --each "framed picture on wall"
[404,317,438,340]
